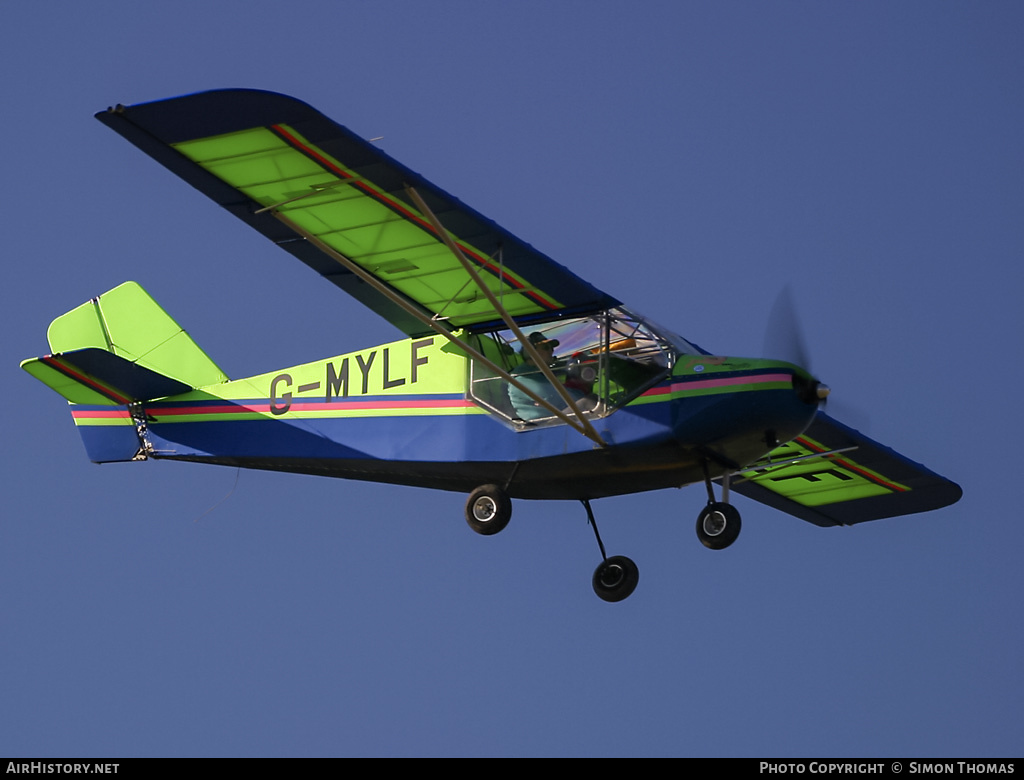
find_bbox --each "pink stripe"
[675,373,792,391]
[151,398,476,416]
[288,399,476,412]
[71,409,132,420]
[644,372,793,397]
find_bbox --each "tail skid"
[21,281,227,462]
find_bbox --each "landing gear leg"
[584,499,639,602]
[696,462,741,550]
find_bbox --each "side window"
[467,310,679,427]
[466,333,522,419]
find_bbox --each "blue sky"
[2,1,1021,757]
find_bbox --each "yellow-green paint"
[45,282,227,388]
[143,333,472,423]
[743,438,909,506]
[172,127,558,327]
[20,357,116,405]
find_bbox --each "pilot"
[508,332,596,421]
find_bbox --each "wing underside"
[96,89,619,336]
[730,412,962,527]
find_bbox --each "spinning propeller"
[763,287,872,430]
[763,287,831,406]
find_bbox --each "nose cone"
[792,372,829,406]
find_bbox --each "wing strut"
[404,185,608,447]
[263,206,607,447]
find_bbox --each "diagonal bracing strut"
[263,198,607,447]
[404,184,607,447]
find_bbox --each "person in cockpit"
[508,332,596,420]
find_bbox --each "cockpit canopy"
[467,307,699,427]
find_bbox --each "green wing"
[96,89,620,335]
[731,412,962,527]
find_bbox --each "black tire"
[465,484,512,535]
[592,555,639,602]
[696,502,741,550]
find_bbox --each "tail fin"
[21,281,228,462]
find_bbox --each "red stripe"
[269,124,557,311]
[42,356,131,405]
[796,436,908,492]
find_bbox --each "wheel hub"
[598,563,625,588]
[473,496,497,522]
[703,510,726,537]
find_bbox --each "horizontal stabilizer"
[22,348,191,405]
[731,412,962,527]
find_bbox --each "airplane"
[21,89,962,602]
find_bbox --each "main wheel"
[465,484,512,535]
[696,502,741,550]
[592,555,639,602]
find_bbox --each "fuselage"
[72,310,820,500]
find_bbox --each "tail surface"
[21,281,227,462]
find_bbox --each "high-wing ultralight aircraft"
[22,90,961,601]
